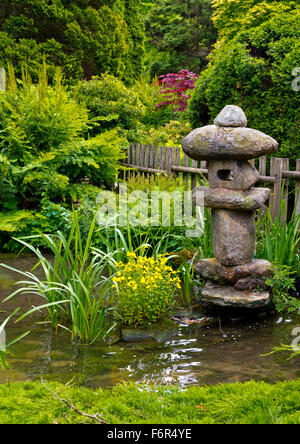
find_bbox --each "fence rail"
[121,144,300,222]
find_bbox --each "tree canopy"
[189,0,300,162]
[0,0,145,83]
[144,0,216,76]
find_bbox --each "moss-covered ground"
[0,379,299,424]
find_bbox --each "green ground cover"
[0,380,299,424]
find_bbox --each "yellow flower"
[127,252,137,259]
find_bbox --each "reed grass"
[1,213,115,344]
[0,309,30,368]
[256,196,300,271]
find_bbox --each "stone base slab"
[194,258,273,284]
[201,281,270,308]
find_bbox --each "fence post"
[130,144,135,179]
[295,159,300,219]
[144,145,150,178]
[165,147,173,177]
[270,157,284,221]
[122,145,129,181]
[165,147,170,177]
[281,158,289,224]
[191,160,197,189]
[154,146,159,171]
[259,156,267,177]
[183,153,189,188]
[174,147,181,179]
[0,67,6,91]
[160,146,165,172]
[149,145,154,173]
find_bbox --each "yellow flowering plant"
[113,253,181,327]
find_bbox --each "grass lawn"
[0,379,299,424]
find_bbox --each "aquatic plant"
[265,344,300,361]
[0,309,30,369]
[266,264,300,314]
[256,194,300,270]
[96,216,195,266]
[114,252,180,327]
[177,253,198,307]
[1,213,115,344]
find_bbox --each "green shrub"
[58,130,127,190]
[114,253,180,326]
[188,0,300,163]
[0,65,88,154]
[132,76,174,128]
[0,64,88,210]
[76,74,145,136]
[266,264,299,314]
[0,65,126,234]
[0,65,127,251]
[137,120,192,147]
[125,173,186,194]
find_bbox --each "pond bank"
[0,379,299,424]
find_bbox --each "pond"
[0,255,299,389]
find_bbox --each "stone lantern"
[182,105,278,308]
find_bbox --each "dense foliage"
[144,0,217,76]
[189,0,300,162]
[0,66,126,249]
[76,74,146,136]
[0,0,144,84]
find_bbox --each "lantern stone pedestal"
[182,105,278,308]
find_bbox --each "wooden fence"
[120,144,300,222]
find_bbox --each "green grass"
[0,380,299,424]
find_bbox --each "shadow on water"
[0,255,299,389]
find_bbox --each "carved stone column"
[182,105,278,308]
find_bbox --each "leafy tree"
[189,0,300,163]
[144,0,217,76]
[0,0,145,84]
[155,70,199,113]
